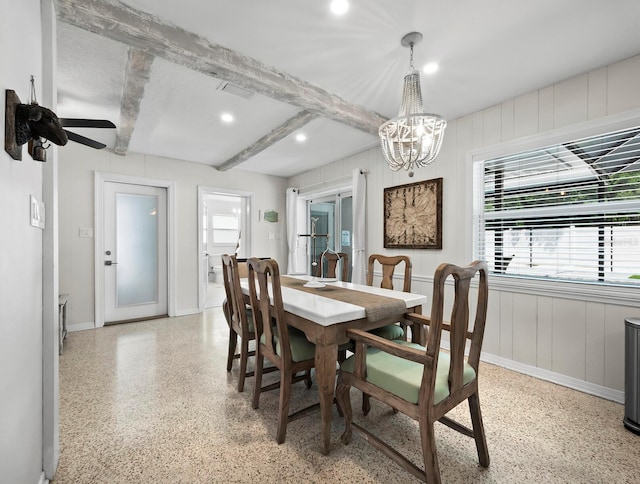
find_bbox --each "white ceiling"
[55,0,640,177]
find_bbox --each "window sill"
[487,274,640,306]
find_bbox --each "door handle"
[105,260,118,266]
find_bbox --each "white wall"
[58,143,288,326]
[288,54,640,401]
[0,0,47,482]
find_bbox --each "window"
[474,125,640,287]
[211,214,240,245]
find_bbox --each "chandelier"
[379,32,446,174]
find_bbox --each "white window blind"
[474,125,640,286]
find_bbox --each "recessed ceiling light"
[422,62,439,75]
[295,133,307,142]
[221,112,234,123]
[330,0,349,15]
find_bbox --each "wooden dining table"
[241,274,427,454]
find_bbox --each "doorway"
[95,173,175,327]
[198,187,252,310]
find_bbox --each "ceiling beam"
[114,47,154,155]
[216,111,318,171]
[53,0,387,137]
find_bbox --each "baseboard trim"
[67,309,204,332]
[480,352,625,404]
[67,322,95,332]
[175,308,201,317]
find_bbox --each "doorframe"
[94,172,176,327]
[197,185,253,311]
[41,1,59,477]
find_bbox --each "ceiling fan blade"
[65,130,107,149]
[60,118,116,129]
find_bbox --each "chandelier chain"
[409,43,415,70]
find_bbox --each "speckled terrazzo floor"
[53,308,640,483]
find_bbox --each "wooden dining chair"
[321,250,352,363]
[221,254,275,392]
[367,254,412,292]
[366,254,412,340]
[336,261,490,483]
[360,254,414,413]
[247,257,319,444]
[319,251,350,281]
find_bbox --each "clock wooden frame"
[383,177,442,249]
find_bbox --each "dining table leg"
[410,306,425,345]
[314,338,338,455]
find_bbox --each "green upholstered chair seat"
[368,323,405,341]
[341,340,476,405]
[259,325,352,362]
[260,326,315,362]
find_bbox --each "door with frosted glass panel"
[104,182,168,323]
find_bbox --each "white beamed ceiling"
[55,0,640,177]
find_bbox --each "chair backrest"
[235,257,269,278]
[424,261,489,405]
[221,254,252,335]
[246,258,291,363]
[367,254,412,292]
[320,251,350,281]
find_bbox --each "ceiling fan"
[4,77,117,161]
[59,118,116,149]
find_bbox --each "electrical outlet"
[79,227,94,238]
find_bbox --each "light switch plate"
[30,195,45,229]
[79,227,93,238]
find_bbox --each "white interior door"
[103,182,168,323]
